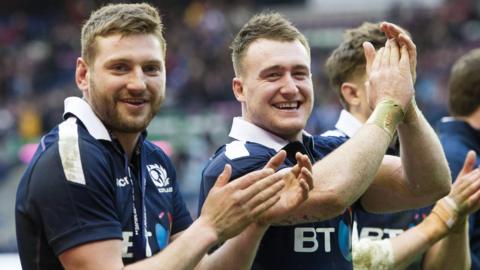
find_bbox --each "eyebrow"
[259,64,309,76]
[103,58,164,66]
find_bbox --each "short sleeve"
[28,139,121,255]
[313,135,348,157]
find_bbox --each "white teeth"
[125,99,145,104]
[275,102,298,109]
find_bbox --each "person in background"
[429,48,480,269]
[324,21,480,269]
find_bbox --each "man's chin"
[272,125,304,140]
[110,118,151,134]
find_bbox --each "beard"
[88,78,163,134]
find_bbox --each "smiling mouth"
[273,102,300,110]
[121,98,148,106]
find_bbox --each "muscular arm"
[295,122,392,221]
[361,22,450,212]
[289,32,415,222]
[362,102,451,213]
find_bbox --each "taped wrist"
[352,238,394,270]
[417,196,458,243]
[366,99,405,140]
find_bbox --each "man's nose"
[280,73,299,97]
[126,67,147,91]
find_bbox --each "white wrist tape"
[352,238,395,270]
[443,196,459,228]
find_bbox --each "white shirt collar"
[334,109,363,138]
[440,116,456,123]
[228,117,310,151]
[63,96,111,141]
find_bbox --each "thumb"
[264,150,287,171]
[458,151,477,177]
[399,44,410,69]
[214,164,232,188]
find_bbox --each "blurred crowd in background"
[0,0,479,252]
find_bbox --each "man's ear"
[232,77,246,102]
[75,57,90,96]
[340,82,361,107]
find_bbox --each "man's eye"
[112,64,129,72]
[293,72,308,79]
[144,65,161,74]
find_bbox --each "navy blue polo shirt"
[199,117,352,270]
[437,117,480,269]
[15,97,192,270]
[322,110,428,269]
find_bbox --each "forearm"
[196,223,268,270]
[390,227,438,270]
[305,123,391,221]
[353,213,450,270]
[423,220,470,270]
[397,101,451,201]
[125,218,218,270]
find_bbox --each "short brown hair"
[325,22,385,108]
[448,49,480,117]
[81,3,166,64]
[230,11,310,76]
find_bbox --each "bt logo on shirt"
[294,220,352,261]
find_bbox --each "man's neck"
[112,132,141,160]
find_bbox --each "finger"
[372,47,385,71]
[296,153,312,172]
[250,194,281,218]
[389,38,400,64]
[229,168,274,190]
[457,170,480,200]
[464,189,480,214]
[399,44,410,70]
[452,168,480,194]
[363,41,376,75]
[245,180,284,213]
[300,167,314,190]
[213,164,232,188]
[380,22,394,39]
[290,164,301,178]
[299,178,310,199]
[264,150,287,171]
[381,39,391,66]
[242,171,284,201]
[303,155,312,172]
[382,22,407,39]
[398,33,417,82]
[458,151,477,177]
[295,152,303,165]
